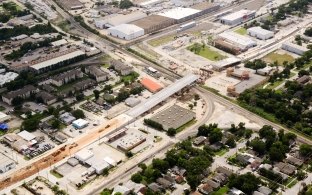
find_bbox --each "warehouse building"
[72,119,89,129]
[282,42,308,55]
[125,97,141,107]
[130,15,175,34]
[0,112,11,123]
[74,149,94,163]
[247,26,274,40]
[95,11,147,29]
[157,7,201,23]
[214,39,242,55]
[218,32,257,50]
[108,24,144,40]
[220,9,256,26]
[190,2,220,15]
[0,153,15,174]
[149,104,196,130]
[140,77,163,93]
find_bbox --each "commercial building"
[85,66,109,82]
[58,0,84,10]
[126,74,198,118]
[74,149,94,163]
[214,39,242,55]
[106,128,127,142]
[0,112,11,123]
[157,7,201,23]
[117,133,146,152]
[0,72,18,87]
[95,11,147,29]
[220,9,256,26]
[226,68,250,80]
[149,104,196,130]
[110,60,133,76]
[51,69,83,87]
[108,24,145,40]
[2,85,38,105]
[0,153,15,174]
[247,26,274,40]
[138,0,164,7]
[125,97,141,107]
[140,77,163,93]
[60,112,76,125]
[131,15,175,34]
[282,42,308,55]
[218,32,257,50]
[72,119,89,129]
[51,39,68,47]
[12,49,85,73]
[212,57,241,71]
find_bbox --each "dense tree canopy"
[228,173,261,195]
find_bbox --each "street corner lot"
[26,178,55,195]
[208,101,262,130]
[107,103,130,119]
[205,72,241,95]
[262,49,297,65]
[108,127,151,154]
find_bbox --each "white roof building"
[157,7,200,21]
[17,130,36,141]
[219,31,257,50]
[72,118,89,129]
[282,42,309,55]
[220,9,256,25]
[125,97,141,107]
[104,156,116,166]
[51,39,68,47]
[30,50,85,72]
[247,26,274,40]
[95,11,147,28]
[0,72,18,87]
[75,149,94,162]
[108,24,144,40]
[0,112,11,123]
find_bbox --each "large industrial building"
[130,15,175,34]
[157,7,201,23]
[282,42,308,55]
[247,27,274,40]
[108,24,145,40]
[220,10,256,26]
[0,153,16,174]
[149,104,196,130]
[95,11,147,29]
[218,32,257,50]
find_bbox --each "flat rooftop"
[157,7,200,20]
[219,32,256,47]
[126,74,198,118]
[221,10,255,21]
[235,73,266,94]
[131,15,174,30]
[150,104,195,130]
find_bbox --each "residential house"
[110,60,133,76]
[51,69,83,87]
[193,136,207,146]
[229,188,245,195]
[207,142,223,151]
[274,162,297,175]
[198,184,213,195]
[2,85,38,105]
[85,66,110,82]
[286,156,303,167]
[205,179,220,189]
[236,153,252,166]
[212,173,228,185]
[59,112,76,125]
[215,166,233,177]
[148,183,163,193]
[296,75,311,85]
[36,91,57,105]
[41,84,57,93]
[257,186,272,195]
[72,78,96,91]
[156,178,173,189]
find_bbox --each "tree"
[226,136,236,148]
[249,138,266,155]
[228,173,261,195]
[11,96,23,106]
[119,0,133,9]
[51,119,61,129]
[21,118,40,132]
[194,94,200,100]
[209,128,222,143]
[126,151,133,158]
[76,93,84,101]
[152,158,169,173]
[131,173,143,183]
[93,90,100,100]
[298,69,310,77]
[72,109,85,119]
[167,128,177,136]
[269,142,287,161]
[299,144,312,157]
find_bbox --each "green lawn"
[121,72,139,82]
[50,170,63,178]
[176,119,197,133]
[266,72,296,89]
[215,148,229,156]
[262,52,295,65]
[234,27,247,35]
[211,186,229,195]
[188,44,227,61]
[148,35,176,47]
